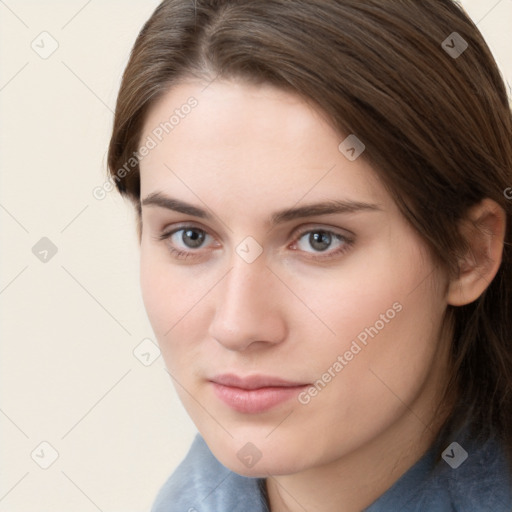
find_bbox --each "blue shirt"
[151,428,512,511]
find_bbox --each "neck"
[265,342,456,512]
[266,413,446,512]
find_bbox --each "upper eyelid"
[160,222,351,235]
[293,224,353,239]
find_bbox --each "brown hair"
[107,0,512,470]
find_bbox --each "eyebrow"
[141,191,382,227]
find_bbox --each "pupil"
[183,229,205,248]
[310,231,331,251]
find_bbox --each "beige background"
[0,1,511,511]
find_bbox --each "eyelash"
[153,224,354,262]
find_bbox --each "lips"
[209,373,310,414]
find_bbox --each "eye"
[290,228,353,260]
[154,224,354,262]
[172,227,208,249]
[154,225,217,260]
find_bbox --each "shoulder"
[365,432,512,512]
[151,434,268,512]
[441,434,512,511]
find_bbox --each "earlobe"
[447,198,506,307]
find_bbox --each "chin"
[203,432,312,478]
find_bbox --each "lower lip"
[211,382,309,414]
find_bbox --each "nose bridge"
[208,251,286,350]
[220,253,272,320]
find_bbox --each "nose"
[208,254,288,352]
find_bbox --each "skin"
[137,79,505,512]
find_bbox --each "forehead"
[138,79,386,211]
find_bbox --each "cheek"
[139,247,169,335]
[284,237,422,353]
[301,244,447,430]
[296,228,441,361]
[138,243,190,358]
[139,244,216,366]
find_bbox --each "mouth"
[209,373,310,414]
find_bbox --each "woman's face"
[138,79,452,476]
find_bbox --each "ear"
[447,198,506,306]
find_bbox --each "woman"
[107,1,512,510]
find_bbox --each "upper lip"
[210,373,309,390]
